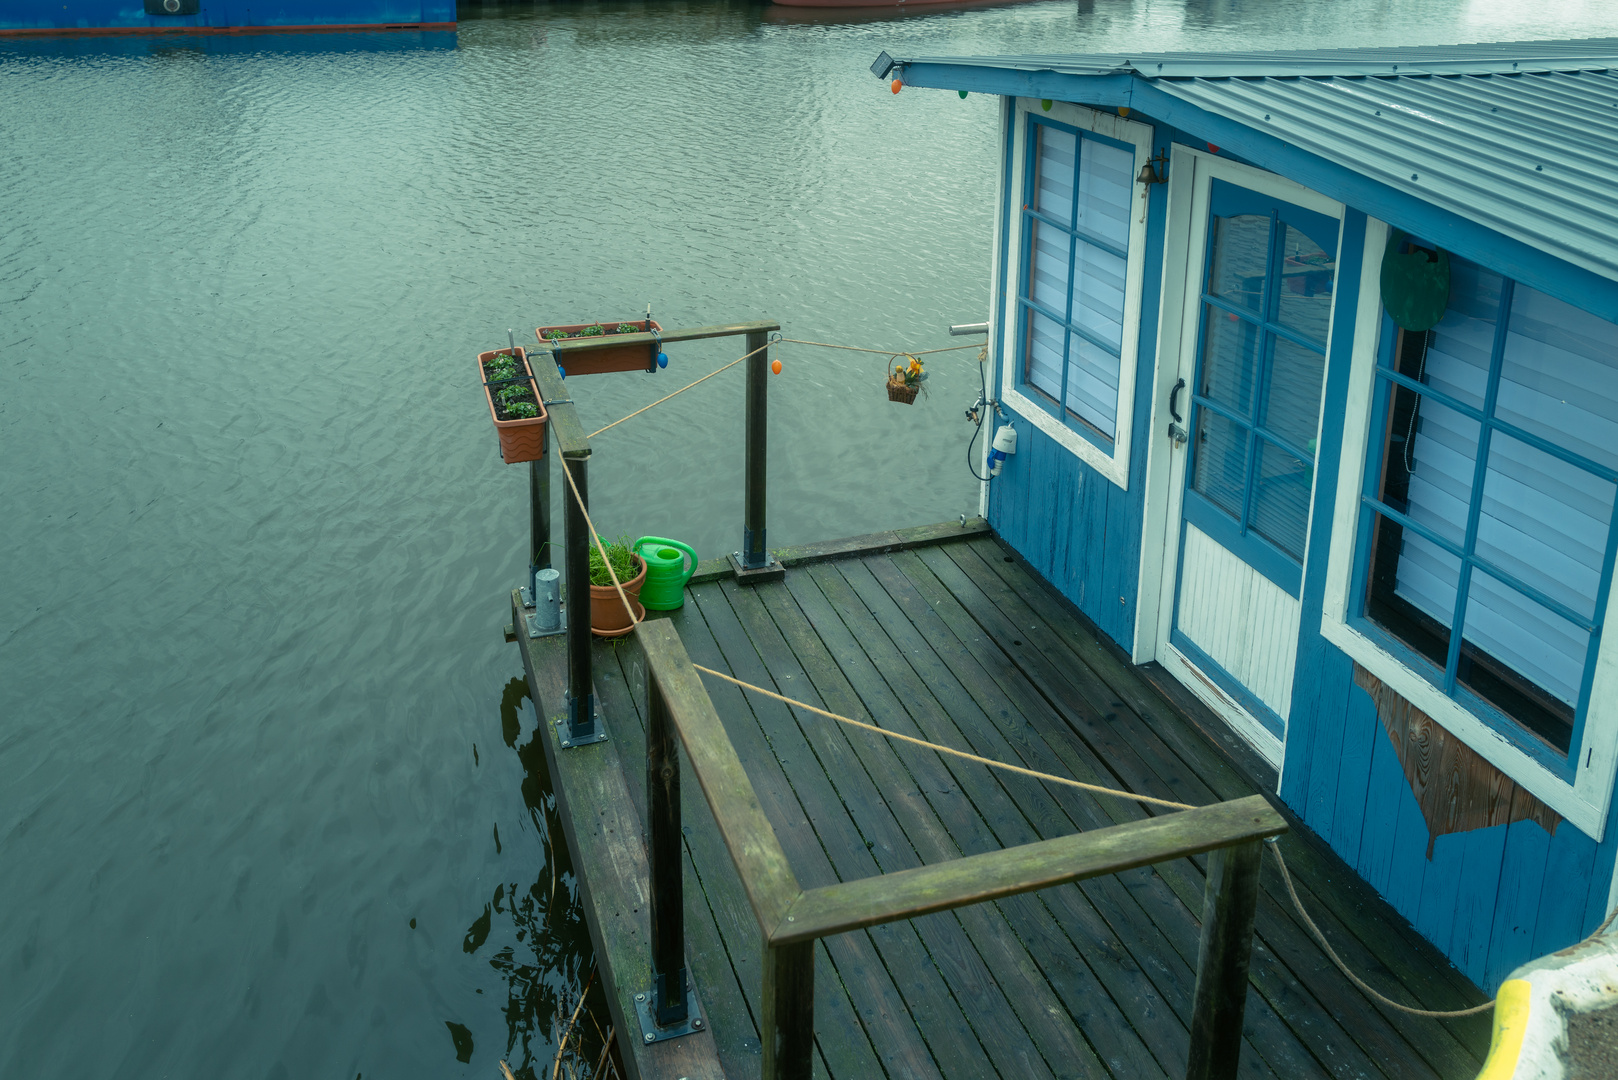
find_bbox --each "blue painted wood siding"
[986,112,1618,990]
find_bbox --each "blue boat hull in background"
[0,0,453,34]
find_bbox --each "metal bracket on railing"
[634,979,704,1045]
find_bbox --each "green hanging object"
[1380,232,1451,331]
[959,89,969,99]
[1041,99,1053,111]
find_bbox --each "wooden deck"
[514,526,1494,1080]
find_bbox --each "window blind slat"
[1392,275,1616,711]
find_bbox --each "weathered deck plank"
[508,593,725,1080]
[515,528,1491,1080]
[951,536,1492,1063]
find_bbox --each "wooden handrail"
[639,621,802,932]
[529,347,591,460]
[636,616,1288,1080]
[546,320,780,355]
[770,796,1284,946]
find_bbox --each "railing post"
[733,328,781,581]
[562,453,598,744]
[1185,840,1263,1080]
[529,430,551,590]
[762,939,814,1080]
[646,667,688,1025]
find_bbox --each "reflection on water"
[4,1,1616,1076]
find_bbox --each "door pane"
[1275,222,1336,345]
[1250,437,1313,561]
[1199,304,1260,416]
[1207,213,1270,313]
[1193,409,1248,518]
[1264,336,1326,451]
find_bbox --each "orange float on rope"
[771,358,782,375]
[891,78,903,94]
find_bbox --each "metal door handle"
[1167,378,1189,445]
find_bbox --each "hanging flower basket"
[478,346,549,464]
[886,354,926,405]
[536,320,664,377]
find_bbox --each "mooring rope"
[685,662,1618,1020]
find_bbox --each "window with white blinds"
[1360,251,1618,758]
[1019,118,1134,444]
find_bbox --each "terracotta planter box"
[590,555,647,637]
[478,347,549,464]
[536,320,663,377]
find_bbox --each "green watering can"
[634,537,698,611]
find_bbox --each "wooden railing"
[635,618,1289,1080]
[521,320,779,745]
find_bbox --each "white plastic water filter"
[988,424,1017,477]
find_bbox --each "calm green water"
[4,2,1615,1076]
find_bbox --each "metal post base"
[633,981,704,1045]
[558,694,608,749]
[728,550,784,585]
[526,606,567,639]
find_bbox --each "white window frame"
[1321,216,1618,841]
[998,98,1153,490]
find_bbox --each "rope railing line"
[587,339,772,439]
[1265,843,1498,1019]
[777,337,986,358]
[685,662,1618,1021]
[689,663,1196,811]
[559,457,643,632]
[580,336,984,441]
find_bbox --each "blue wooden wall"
[984,108,1618,992]
[985,120,1173,647]
[1279,252,1618,989]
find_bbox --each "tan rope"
[1265,842,1496,1018]
[683,663,1618,1020]
[690,664,1195,811]
[777,337,985,357]
[559,458,642,630]
[587,339,773,439]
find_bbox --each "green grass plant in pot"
[587,535,647,637]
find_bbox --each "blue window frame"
[1181,181,1340,598]
[1015,116,1135,448]
[1353,249,1618,769]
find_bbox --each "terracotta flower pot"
[479,347,549,464]
[535,320,663,377]
[590,555,647,637]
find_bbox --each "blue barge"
[0,0,452,35]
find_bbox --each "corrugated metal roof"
[889,40,1618,284]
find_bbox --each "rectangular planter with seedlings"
[536,319,664,376]
[477,346,549,464]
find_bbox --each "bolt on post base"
[557,693,607,749]
[633,978,704,1045]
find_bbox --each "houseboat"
[0,0,452,35]
[880,37,1618,992]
